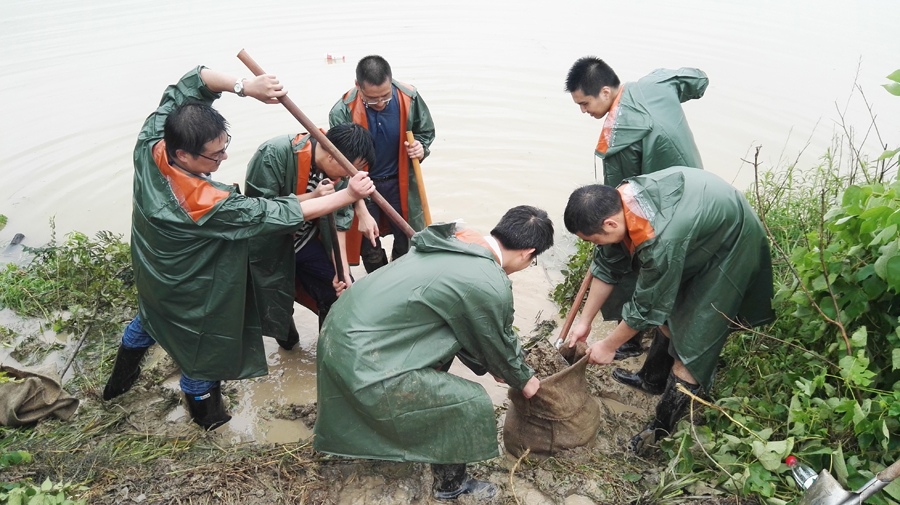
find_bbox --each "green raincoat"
[592,168,774,390]
[314,224,533,463]
[244,133,353,339]
[593,67,708,320]
[132,67,306,381]
[595,67,708,187]
[329,80,435,235]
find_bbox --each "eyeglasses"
[531,255,538,267]
[197,134,231,163]
[359,92,392,107]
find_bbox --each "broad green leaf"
[885,478,900,501]
[841,185,865,214]
[895,348,900,371]
[850,326,867,348]
[884,82,900,96]
[40,478,52,492]
[833,445,849,484]
[0,215,6,233]
[751,439,793,471]
[878,148,900,161]
[888,69,900,83]
[870,224,898,247]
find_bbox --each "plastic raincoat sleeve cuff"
[331,178,354,231]
[590,243,632,285]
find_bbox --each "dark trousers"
[295,238,339,322]
[361,176,410,270]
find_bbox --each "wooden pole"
[554,270,593,348]
[405,131,432,226]
[324,213,345,284]
[237,49,415,239]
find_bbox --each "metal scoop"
[799,458,900,505]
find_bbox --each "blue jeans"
[121,315,217,395]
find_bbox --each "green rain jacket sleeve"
[590,243,634,285]
[651,67,709,103]
[444,274,534,390]
[139,66,219,147]
[408,92,436,160]
[621,239,689,331]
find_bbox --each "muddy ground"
[0,265,755,505]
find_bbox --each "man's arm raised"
[199,68,285,103]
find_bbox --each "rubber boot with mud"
[184,383,232,431]
[362,248,388,273]
[614,332,644,360]
[432,463,497,500]
[629,372,699,455]
[102,344,149,401]
[276,317,301,350]
[612,329,675,395]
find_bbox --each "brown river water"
[1,0,899,443]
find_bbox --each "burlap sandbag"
[0,365,79,426]
[503,354,601,458]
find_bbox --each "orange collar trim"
[455,228,501,263]
[596,85,625,155]
[152,141,230,222]
[617,183,655,254]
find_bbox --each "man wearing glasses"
[329,55,436,273]
[102,66,374,431]
[315,206,551,500]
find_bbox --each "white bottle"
[785,455,818,490]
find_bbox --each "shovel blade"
[798,470,854,505]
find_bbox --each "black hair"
[490,206,554,256]
[564,57,620,97]
[563,184,623,235]
[356,55,393,88]
[326,123,376,170]
[164,102,228,161]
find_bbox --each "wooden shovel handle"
[556,270,593,345]
[878,458,900,483]
[237,49,415,239]
[406,131,432,226]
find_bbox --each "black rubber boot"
[276,317,300,350]
[612,329,674,395]
[102,344,149,401]
[432,463,497,500]
[362,248,389,273]
[184,383,232,431]
[614,333,644,360]
[629,372,699,454]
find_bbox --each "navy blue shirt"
[364,86,401,179]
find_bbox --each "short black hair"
[164,103,228,161]
[356,55,393,88]
[491,206,554,256]
[326,123,375,170]
[565,57,620,97]
[563,185,622,235]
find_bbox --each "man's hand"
[566,319,591,348]
[332,275,349,296]
[312,179,335,198]
[404,140,424,161]
[522,376,541,399]
[347,172,374,200]
[586,339,616,365]
[357,211,379,247]
[242,74,287,104]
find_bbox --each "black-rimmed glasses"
[197,134,231,163]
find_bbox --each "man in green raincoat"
[564,57,709,378]
[102,66,374,430]
[329,55,435,272]
[315,206,552,500]
[244,123,375,350]
[563,167,774,453]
